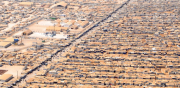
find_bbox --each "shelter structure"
[22,30,33,35]
[56,1,68,8]
[0,74,13,82]
[0,41,11,48]
[19,2,34,6]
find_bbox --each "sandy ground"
[0,65,24,78]
[12,31,24,37]
[28,24,48,33]
[27,20,56,33]
[29,32,67,39]
[38,20,56,26]
[0,39,42,51]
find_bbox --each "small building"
[79,21,89,28]
[0,42,11,48]
[67,6,80,10]
[22,30,33,35]
[0,74,13,82]
[70,25,78,29]
[36,71,48,76]
[56,1,68,9]
[49,70,57,74]
[19,2,34,6]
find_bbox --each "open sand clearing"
[28,24,48,33]
[0,65,24,78]
[12,31,24,37]
[0,39,42,51]
[23,20,55,33]
[38,20,56,26]
[29,32,67,39]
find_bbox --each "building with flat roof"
[79,21,89,28]
[22,30,33,35]
[19,2,34,6]
[0,74,13,82]
[56,1,68,7]
[0,41,11,48]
